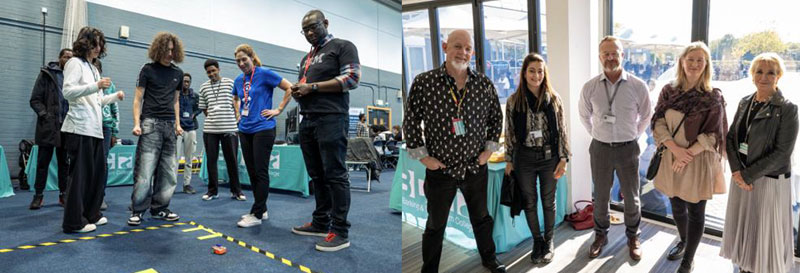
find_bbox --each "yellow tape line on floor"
[0,221,190,254]
[183,222,322,273]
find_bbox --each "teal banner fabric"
[199,145,310,197]
[26,145,136,192]
[0,145,14,198]
[391,148,568,253]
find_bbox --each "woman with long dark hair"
[503,53,570,264]
[232,44,293,227]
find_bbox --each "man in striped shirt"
[198,59,243,201]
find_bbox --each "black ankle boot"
[29,194,43,210]
[531,236,544,263]
[676,259,693,273]
[541,237,554,263]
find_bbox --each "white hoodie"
[61,57,120,139]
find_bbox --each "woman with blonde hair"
[504,53,569,264]
[721,53,798,273]
[232,44,293,228]
[651,41,727,273]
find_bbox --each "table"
[390,148,568,253]
[0,145,14,198]
[198,145,310,197]
[26,145,136,192]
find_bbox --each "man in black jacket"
[28,48,72,209]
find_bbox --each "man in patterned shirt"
[403,29,506,273]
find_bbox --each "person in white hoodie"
[61,26,124,233]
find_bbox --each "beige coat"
[653,109,725,203]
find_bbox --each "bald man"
[403,29,506,273]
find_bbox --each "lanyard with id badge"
[603,80,621,124]
[241,67,255,117]
[739,96,764,156]
[449,85,468,136]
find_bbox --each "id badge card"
[182,112,190,118]
[452,118,466,136]
[738,143,749,155]
[531,130,543,139]
[544,145,552,160]
[242,102,251,116]
[603,114,616,124]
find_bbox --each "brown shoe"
[589,233,607,258]
[628,236,642,261]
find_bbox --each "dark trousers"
[670,197,706,262]
[299,113,351,237]
[514,146,559,240]
[589,139,641,238]
[239,129,275,219]
[204,132,241,195]
[34,141,68,195]
[62,133,105,232]
[421,165,496,273]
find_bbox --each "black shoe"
[315,232,350,252]
[29,194,43,210]
[676,259,693,273]
[291,222,329,237]
[19,179,30,191]
[183,185,196,194]
[667,241,686,261]
[152,209,180,221]
[531,237,544,263]
[481,257,507,273]
[541,238,554,264]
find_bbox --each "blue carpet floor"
[0,171,400,273]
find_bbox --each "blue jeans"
[131,118,178,215]
[299,113,351,237]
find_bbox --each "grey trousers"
[589,139,641,238]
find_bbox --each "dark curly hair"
[71,26,106,59]
[147,32,184,63]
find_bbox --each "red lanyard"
[243,66,255,105]
[299,46,316,84]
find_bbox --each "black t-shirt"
[137,62,183,120]
[297,38,359,114]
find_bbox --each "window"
[403,10,434,90]
[709,0,800,227]
[482,0,528,102]
[612,0,693,223]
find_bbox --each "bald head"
[442,30,473,72]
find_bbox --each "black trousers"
[239,129,275,219]
[514,146,559,240]
[34,141,68,195]
[204,132,241,195]
[670,197,706,262]
[299,113,351,237]
[421,165,496,273]
[62,133,105,232]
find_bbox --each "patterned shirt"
[403,63,502,180]
[356,121,370,137]
[198,77,237,133]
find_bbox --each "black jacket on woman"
[29,61,68,147]
[726,90,798,184]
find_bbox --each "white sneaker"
[237,214,262,228]
[75,223,97,233]
[94,217,108,226]
[241,211,268,220]
[202,193,219,201]
[232,193,247,201]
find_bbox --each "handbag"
[564,200,594,230]
[646,112,690,180]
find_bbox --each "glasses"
[301,22,322,34]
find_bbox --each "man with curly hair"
[128,32,186,226]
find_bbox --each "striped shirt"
[198,77,238,133]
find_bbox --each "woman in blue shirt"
[232,44,292,228]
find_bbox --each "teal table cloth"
[0,145,14,198]
[26,145,136,192]
[391,148,568,253]
[199,145,310,197]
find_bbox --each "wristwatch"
[311,83,319,92]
